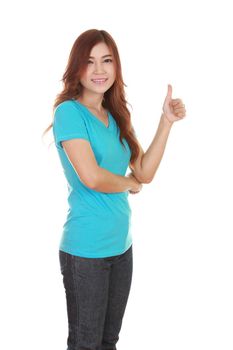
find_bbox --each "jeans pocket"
[59,250,68,274]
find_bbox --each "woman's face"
[79,42,116,96]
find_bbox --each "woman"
[43,29,186,350]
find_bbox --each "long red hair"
[42,29,140,163]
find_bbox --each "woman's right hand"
[127,172,143,194]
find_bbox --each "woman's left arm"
[132,84,187,184]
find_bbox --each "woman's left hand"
[128,172,143,194]
[162,84,187,124]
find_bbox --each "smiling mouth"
[91,78,108,84]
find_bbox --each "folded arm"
[61,138,139,193]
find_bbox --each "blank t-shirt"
[52,99,132,258]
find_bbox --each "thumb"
[165,84,172,101]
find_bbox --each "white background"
[1,0,233,349]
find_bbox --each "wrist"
[161,113,174,127]
[126,174,136,190]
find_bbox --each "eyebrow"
[88,54,112,59]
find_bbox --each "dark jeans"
[59,244,133,350]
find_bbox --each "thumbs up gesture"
[162,84,186,124]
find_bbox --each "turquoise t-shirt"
[52,99,132,258]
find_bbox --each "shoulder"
[55,100,80,114]
[54,100,84,122]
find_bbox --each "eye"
[87,59,113,64]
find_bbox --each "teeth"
[92,79,107,82]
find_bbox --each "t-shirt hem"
[58,241,133,258]
[55,134,90,148]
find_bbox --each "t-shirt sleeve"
[53,101,90,149]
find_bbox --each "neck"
[77,92,105,112]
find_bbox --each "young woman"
[43,28,186,350]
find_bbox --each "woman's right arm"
[61,138,143,193]
[94,167,142,193]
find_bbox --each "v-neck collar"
[72,99,111,130]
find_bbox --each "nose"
[93,61,105,73]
